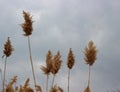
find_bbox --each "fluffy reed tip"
[84,40,97,66]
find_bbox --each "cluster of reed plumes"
[3,76,41,92]
[0,11,98,92]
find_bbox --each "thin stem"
[28,36,37,92]
[88,65,91,87]
[68,69,70,92]
[3,56,7,92]
[46,75,49,92]
[52,74,55,87]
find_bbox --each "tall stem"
[52,74,55,87]
[3,56,7,92]
[88,65,91,87]
[68,69,70,92]
[46,75,49,92]
[28,36,37,92]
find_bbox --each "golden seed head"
[50,51,62,75]
[3,37,14,57]
[67,48,75,69]
[5,76,17,92]
[50,85,64,92]
[40,66,50,75]
[84,40,97,66]
[21,11,33,36]
[35,85,42,92]
[23,78,30,89]
[40,50,53,75]
[46,50,53,71]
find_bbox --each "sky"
[0,0,120,92]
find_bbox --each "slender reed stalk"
[3,56,7,92]
[52,74,55,87]
[88,65,91,87]
[66,48,75,92]
[46,75,49,92]
[28,36,37,91]
[68,69,70,92]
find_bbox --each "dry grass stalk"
[84,40,97,89]
[50,51,62,87]
[40,50,52,92]
[3,37,14,92]
[20,11,37,92]
[66,48,75,92]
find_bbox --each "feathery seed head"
[23,78,30,89]
[5,76,17,92]
[84,41,97,66]
[40,50,53,75]
[40,66,50,75]
[46,50,53,71]
[50,85,64,92]
[21,11,33,36]
[50,51,62,75]
[35,85,42,92]
[3,37,14,57]
[67,48,75,69]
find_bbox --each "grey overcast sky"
[0,0,120,92]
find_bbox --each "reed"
[50,51,62,87]
[66,48,75,92]
[40,50,52,92]
[84,40,97,92]
[20,11,37,92]
[2,37,14,92]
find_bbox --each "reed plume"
[66,48,75,92]
[49,85,64,92]
[20,11,37,92]
[40,50,52,92]
[22,78,34,92]
[50,51,62,87]
[35,85,42,92]
[5,76,17,92]
[2,37,14,92]
[84,40,97,90]
[21,11,33,36]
